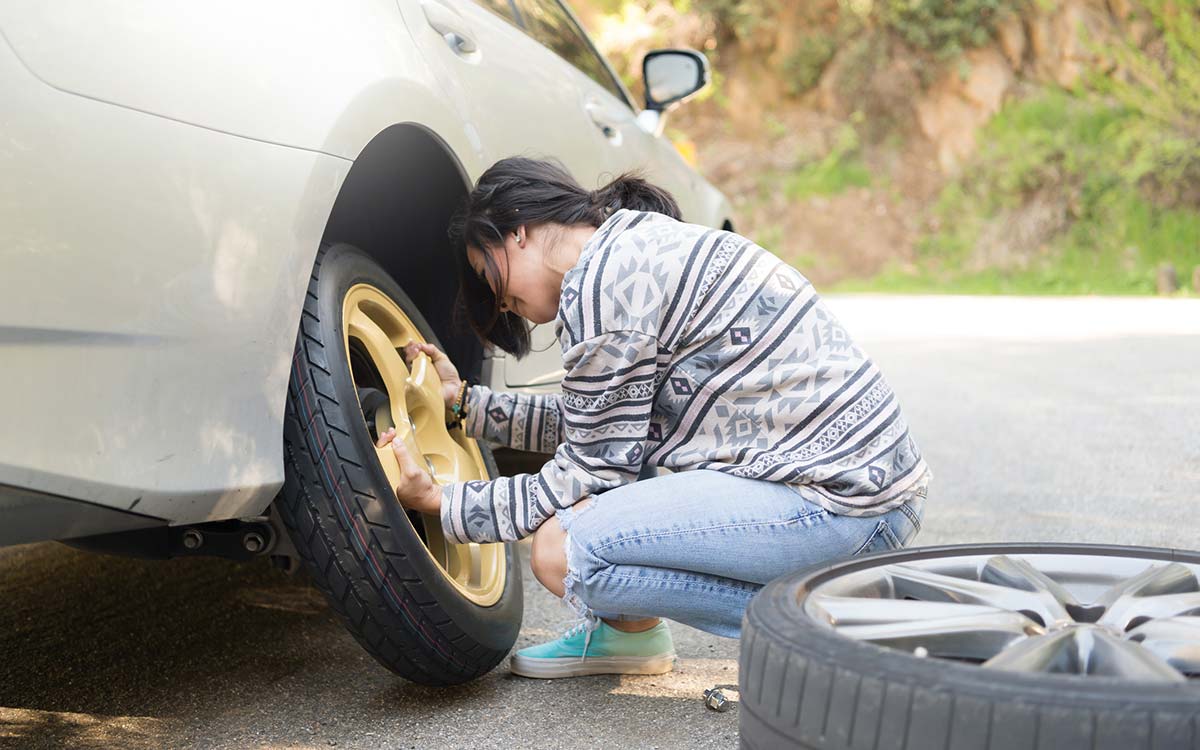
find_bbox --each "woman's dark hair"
[447,156,681,357]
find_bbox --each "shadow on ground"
[0,541,739,750]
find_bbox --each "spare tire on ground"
[739,543,1200,750]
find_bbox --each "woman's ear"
[513,225,525,246]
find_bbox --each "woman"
[374,157,931,679]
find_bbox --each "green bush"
[892,89,1200,294]
[886,1,1200,295]
[967,91,1123,206]
[688,0,781,40]
[1096,0,1200,200]
[783,34,838,94]
[875,0,1016,59]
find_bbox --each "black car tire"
[739,543,1200,750]
[275,242,522,685]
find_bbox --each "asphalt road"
[2,295,1197,750]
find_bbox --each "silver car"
[0,0,731,684]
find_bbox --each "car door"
[394,0,620,389]
[513,0,710,223]
[396,0,611,183]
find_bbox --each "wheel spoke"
[442,532,461,580]
[981,555,1076,626]
[1095,563,1200,631]
[838,611,1042,660]
[404,351,445,428]
[421,512,472,584]
[405,350,483,484]
[372,442,406,501]
[1126,616,1200,674]
[1097,563,1199,605]
[346,306,411,435]
[885,565,1068,627]
[445,530,472,583]
[1105,591,1200,630]
[810,595,1012,626]
[466,542,482,588]
[421,430,483,485]
[982,629,1078,673]
[1086,630,1186,682]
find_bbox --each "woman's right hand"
[403,342,462,411]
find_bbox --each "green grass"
[834,191,1200,295]
[785,156,872,199]
[840,90,1200,295]
[784,125,872,199]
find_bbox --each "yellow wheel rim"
[341,283,505,607]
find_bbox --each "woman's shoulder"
[595,210,729,266]
[556,215,717,351]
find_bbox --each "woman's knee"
[530,515,567,590]
[530,498,605,599]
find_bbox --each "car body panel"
[0,34,348,527]
[0,0,437,161]
[0,0,731,542]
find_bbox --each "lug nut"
[182,529,204,550]
[243,532,266,553]
[700,686,729,710]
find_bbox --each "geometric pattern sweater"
[439,209,931,544]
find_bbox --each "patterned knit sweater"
[438,209,930,544]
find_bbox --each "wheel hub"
[356,386,437,477]
[341,283,505,606]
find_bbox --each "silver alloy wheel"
[805,551,1200,682]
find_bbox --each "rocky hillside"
[577,0,1200,294]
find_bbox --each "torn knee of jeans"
[554,495,598,536]
[558,528,599,624]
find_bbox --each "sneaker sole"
[509,651,677,679]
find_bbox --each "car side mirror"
[643,49,709,112]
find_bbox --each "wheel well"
[322,124,483,381]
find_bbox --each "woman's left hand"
[375,427,442,515]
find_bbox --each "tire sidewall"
[315,242,522,652]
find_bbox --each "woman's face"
[466,224,562,325]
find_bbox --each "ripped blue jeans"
[555,468,927,639]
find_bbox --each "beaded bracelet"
[448,379,469,428]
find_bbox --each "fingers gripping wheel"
[276,242,522,685]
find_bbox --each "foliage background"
[573,0,1200,295]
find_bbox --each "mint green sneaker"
[509,618,676,679]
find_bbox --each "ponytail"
[590,173,681,220]
[448,157,681,357]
